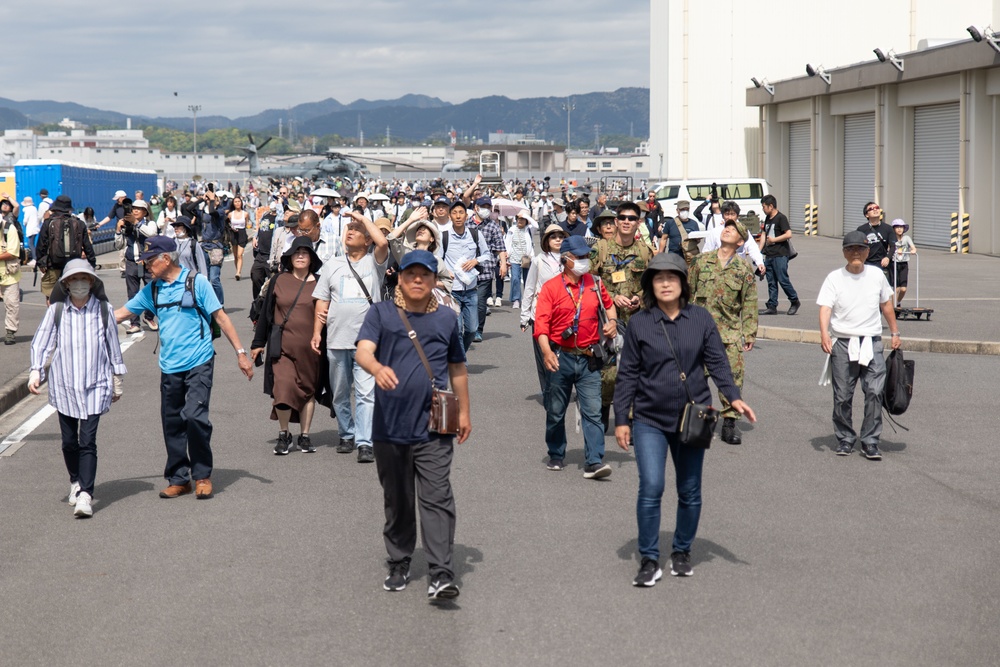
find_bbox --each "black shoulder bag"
[659,319,719,448]
[268,275,310,361]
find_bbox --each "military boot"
[720,418,742,445]
[4,329,14,345]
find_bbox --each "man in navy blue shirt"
[356,250,471,602]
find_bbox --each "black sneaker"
[632,557,662,587]
[273,431,292,455]
[357,445,375,463]
[787,301,801,315]
[297,434,316,453]
[759,306,778,315]
[336,438,355,454]
[546,458,564,471]
[383,558,411,592]
[670,551,693,577]
[428,576,460,601]
[583,463,612,479]
[836,442,854,456]
[862,443,883,460]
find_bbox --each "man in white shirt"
[817,231,900,461]
[700,210,766,275]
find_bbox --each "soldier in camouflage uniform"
[688,217,758,445]
[590,201,650,432]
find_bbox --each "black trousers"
[58,412,101,496]
[161,359,215,485]
[374,436,456,579]
[250,260,270,302]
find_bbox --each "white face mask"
[476,207,492,220]
[68,280,91,299]
[678,211,690,221]
[173,228,188,239]
[569,258,590,276]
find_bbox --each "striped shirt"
[30,296,127,419]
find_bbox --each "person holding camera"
[533,235,618,478]
[115,199,157,334]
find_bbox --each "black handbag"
[659,320,719,448]
[268,275,309,361]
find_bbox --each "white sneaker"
[495,298,503,307]
[486,297,495,307]
[68,482,81,505]
[74,492,93,518]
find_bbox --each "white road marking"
[0,333,145,455]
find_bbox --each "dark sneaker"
[670,551,693,577]
[546,458,564,471]
[787,301,801,315]
[357,445,375,463]
[336,438,355,454]
[583,463,612,479]
[274,431,292,455]
[720,418,742,445]
[632,557,662,587]
[836,441,854,456]
[384,558,411,592]
[297,434,316,453]
[862,443,883,460]
[759,306,778,315]
[473,332,483,343]
[428,577,460,601]
[4,329,14,345]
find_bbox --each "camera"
[560,328,575,341]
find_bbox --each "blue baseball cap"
[473,196,492,208]
[398,249,438,274]
[139,235,177,261]
[560,235,591,257]
[433,196,451,207]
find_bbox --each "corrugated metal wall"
[843,113,876,236]
[787,121,810,232]
[912,104,959,248]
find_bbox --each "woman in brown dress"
[251,236,324,455]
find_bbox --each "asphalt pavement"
[1,265,999,665]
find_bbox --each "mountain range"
[0,89,649,146]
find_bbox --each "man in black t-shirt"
[858,202,896,282]
[758,195,801,315]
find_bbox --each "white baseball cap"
[113,190,127,200]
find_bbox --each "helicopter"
[237,134,424,183]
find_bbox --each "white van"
[652,178,770,221]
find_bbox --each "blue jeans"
[452,288,478,351]
[160,359,214,485]
[633,421,705,560]
[509,263,524,304]
[545,351,604,465]
[327,349,374,447]
[476,281,491,335]
[764,255,798,309]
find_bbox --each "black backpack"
[882,349,915,416]
[150,274,220,340]
[46,213,86,267]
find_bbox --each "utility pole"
[563,98,575,149]
[278,118,282,139]
[188,104,201,178]
[594,124,600,150]
[386,125,390,146]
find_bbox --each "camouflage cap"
[725,218,749,242]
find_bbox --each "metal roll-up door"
[843,113,875,236]
[913,104,959,248]
[787,121,810,232]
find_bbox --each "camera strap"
[561,275,586,335]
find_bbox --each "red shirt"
[533,273,613,349]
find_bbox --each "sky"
[1,0,650,119]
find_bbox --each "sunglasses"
[616,215,640,222]
[866,205,881,213]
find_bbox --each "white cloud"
[0,0,650,118]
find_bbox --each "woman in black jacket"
[613,253,756,587]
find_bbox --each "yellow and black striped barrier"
[950,212,959,253]
[961,213,970,254]
[803,205,812,235]
[810,204,819,235]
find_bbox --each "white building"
[0,127,229,178]
[565,150,651,173]
[648,0,998,181]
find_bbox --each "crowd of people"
[4,169,906,597]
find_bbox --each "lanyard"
[561,276,586,335]
[612,254,636,269]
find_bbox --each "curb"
[757,326,1000,356]
[0,371,31,418]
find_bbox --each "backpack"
[46,213,86,267]
[150,274,221,340]
[441,225,480,256]
[50,279,115,362]
[882,349,915,416]
[2,216,28,264]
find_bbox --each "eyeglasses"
[866,205,881,213]
[616,215,640,222]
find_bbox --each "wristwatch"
[890,333,900,337]
[236,348,247,356]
